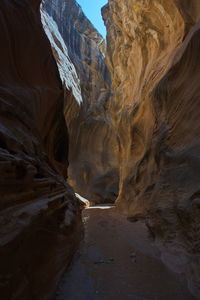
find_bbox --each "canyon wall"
[0,1,81,299]
[103,0,200,297]
[42,0,119,204]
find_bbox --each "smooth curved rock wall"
[0,1,81,299]
[103,0,200,297]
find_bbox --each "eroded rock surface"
[103,0,200,297]
[42,0,119,204]
[0,1,81,299]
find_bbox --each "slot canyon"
[0,0,200,299]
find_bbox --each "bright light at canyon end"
[89,205,115,209]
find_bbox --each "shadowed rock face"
[42,0,119,204]
[0,1,81,299]
[103,0,200,297]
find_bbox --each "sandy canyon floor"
[55,205,195,300]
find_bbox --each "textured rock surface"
[42,0,109,106]
[42,0,119,204]
[103,0,200,297]
[0,1,81,299]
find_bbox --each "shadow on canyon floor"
[55,205,195,300]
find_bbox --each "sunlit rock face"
[42,0,119,204]
[0,1,81,299]
[103,0,200,297]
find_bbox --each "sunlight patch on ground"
[88,205,115,210]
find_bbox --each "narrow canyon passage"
[55,206,194,300]
[1,0,200,299]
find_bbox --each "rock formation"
[2,0,200,298]
[0,1,81,299]
[41,0,119,204]
[103,0,200,297]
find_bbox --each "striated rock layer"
[103,0,200,297]
[0,0,82,299]
[42,0,119,204]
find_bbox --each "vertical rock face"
[103,0,200,297]
[0,1,81,299]
[42,0,109,107]
[42,0,119,204]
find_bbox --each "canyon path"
[56,206,194,300]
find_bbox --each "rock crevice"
[42,0,119,204]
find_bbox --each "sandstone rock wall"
[103,0,200,297]
[42,0,119,204]
[42,0,109,107]
[0,1,81,299]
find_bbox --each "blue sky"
[76,0,108,38]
